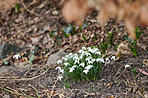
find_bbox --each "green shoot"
[107,32,114,45]
[129,40,137,57]
[135,27,143,40]
[99,41,108,54]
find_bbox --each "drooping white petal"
[64,63,69,66]
[56,66,61,70]
[105,58,110,62]
[80,63,85,67]
[57,75,63,80]
[85,65,93,70]
[111,56,116,61]
[57,60,62,64]
[125,64,130,69]
[13,54,21,59]
[96,58,104,63]
[83,69,89,74]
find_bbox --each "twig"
[113,64,126,80]
[0,66,51,81]
[49,78,59,98]
[29,84,40,98]
[21,0,40,16]
[0,87,33,98]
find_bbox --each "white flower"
[64,58,68,61]
[69,53,73,56]
[87,47,91,50]
[64,63,69,66]
[60,69,64,74]
[62,57,65,60]
[125,64,130,69]
[74,53,78,57]
[79,49,83,53]
[57,75,63,81]
[87,61,93,64]
[94,48,99,52]
[69,65,77,72]
[111,56,116,61]
[85,65,93,70]
[86,57,91,61]
[56,66,61,70]
[82,47,86,50]
[83,69,89,74]
[73,57,76,60]
[74,58,80,64]
[92,59,96,62]
[85,52,91,56]
[88,48,95,53]
[57,60,62,64]
[105,58,110,62]
[95,51,101,55]
[96,58,104,63]
[80,63,85,67]
[66,55,69,58]
[13,54,21,59]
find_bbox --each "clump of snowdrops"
[56,47,116,82]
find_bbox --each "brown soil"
[0,0,147,97]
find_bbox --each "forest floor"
[0,0,148,97]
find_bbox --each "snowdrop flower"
[86,57,91,61]
[64,58,68,61]
[79,49,83,53]
[69,53,73,56]
[94,48,99,52]
[66,55,69,58]
[95,51,101,55]
[85,65,93,70]
[57,60,62,64]
[60,69,64,74]
[62,57,65,60]
[69,65,77,72]
[105,58,110,62]
[64,63,69,66]
[96,58,104,63]
[87,61,93,64]
[57,75,63,81]
[125,64,130,69]
[56,66,61,70]
[111,56,116,61]
[92,59,96,62]
[80,63,85,67]
[87,47,91,50]
[82,47,86,50]
[90,50,95,53]
[13,54,21,59]
[83,69,89,74]
[85,52,91,56]
[74,59,80,64]
[73,56,78,61]
[74,53,78,57]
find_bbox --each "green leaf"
[15,3,20,13]
[83,35,87,41]
[135,27,143,40]
[107,32,114,45]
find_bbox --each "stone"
[45,48,68,65]
[0,42,24,59]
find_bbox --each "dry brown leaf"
[116,41,132,57]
